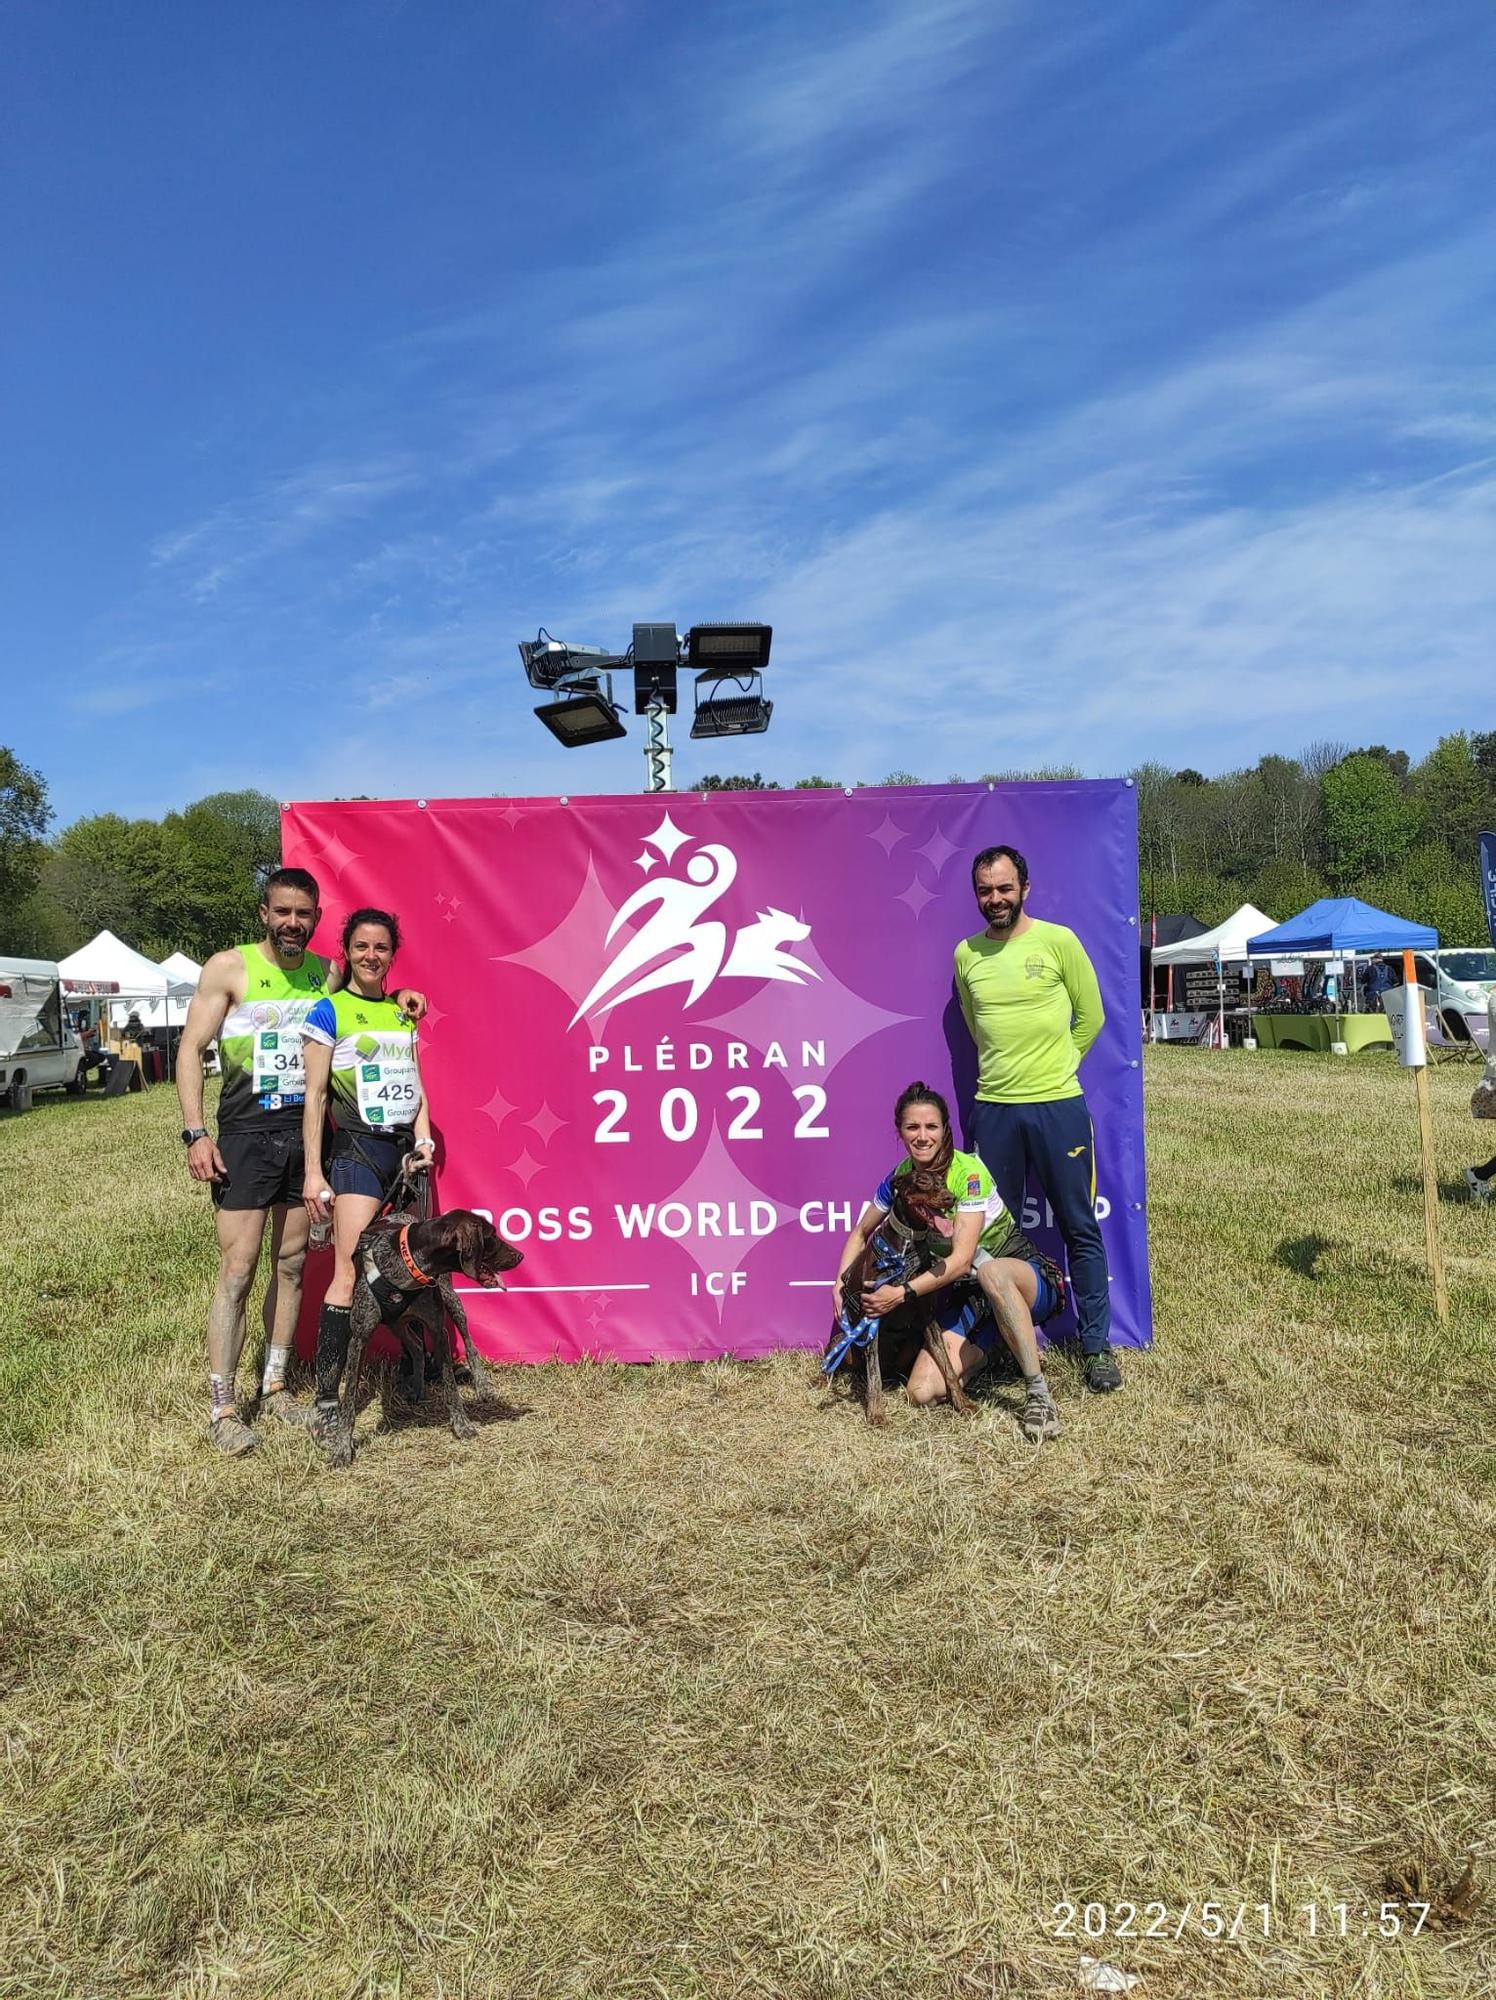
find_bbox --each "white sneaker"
[1463,1167,1492,1204]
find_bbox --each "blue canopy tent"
[1245,897,1436,957]
[1244,898,1437,1053]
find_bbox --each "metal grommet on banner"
[843,787,853,796]
[1128,914,1137,925]
[417,799,427,809]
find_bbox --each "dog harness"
[822,1211,922,1376]
[363,1225,438,1323]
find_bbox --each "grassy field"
[2,1048,1493,2000]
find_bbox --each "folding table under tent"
[1245,898,1437,1053]
[1149,902,1277,1045]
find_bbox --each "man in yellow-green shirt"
[954,844,1120,1392]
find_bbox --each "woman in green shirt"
[300,908,435,1420]
[832,1081,1064,1440]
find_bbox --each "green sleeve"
[952,943,975,1039]
[1060,930,1105,1061]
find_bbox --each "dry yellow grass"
[1,1048,1493,1999]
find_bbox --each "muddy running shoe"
[210,1411,258,1456]
[1463,1167,1493,1205]
[1018,1386,1063,1442]
[1082,1347,1123,1394]
[261,1389,315,1428]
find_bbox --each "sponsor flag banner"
[1481,832,1496,952]
[283,783,1151,1361]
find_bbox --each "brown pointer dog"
[828,1181,973,1427]
[321,1197,522,1470]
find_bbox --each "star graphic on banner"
[626,1120,783,1331]
[498,856,617,1016]
[313,829,363,888]
[497,805,527,829]
[419,1000,446,1033]
[633,849,658,873]
[916,828,959,874]
[644,810,691,863]
[700,939,917,1078]
[869,814,905,857]
[504,1146,544,1189]
[479,1080,518,1133]
[895,876,937,918]
[523,1101,566,1147]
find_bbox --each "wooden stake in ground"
[1399,947,1449,1324]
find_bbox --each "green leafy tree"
[794,775,838,789]
[1321,753,1424,887]
[0,747,52,950]
[46,815,175,954]
[160,790,283,955]
[694,773,780,791]
[1411,734,1488,862]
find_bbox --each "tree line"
[3,734,1493,961]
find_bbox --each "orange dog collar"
[398,1226,437,1288]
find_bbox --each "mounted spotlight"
[519,634,622,691]
[533,679,629,747]
[690,680,773,738]
[685,622,773,674]
[631,621,679,715]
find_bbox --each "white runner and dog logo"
[570,812,818,1026]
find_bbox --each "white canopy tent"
[59,930,175,1003]
[1149,904,1277,1047]
[109,949,202,1030]
[1150,904,1277,966]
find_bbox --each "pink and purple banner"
[283,782,1151,1362]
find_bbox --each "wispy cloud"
[19,0,1496,820]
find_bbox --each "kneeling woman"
[301,908,434,1422]
[834,1081,1065,1441]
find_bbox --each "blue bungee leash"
[822,1227,914,1376]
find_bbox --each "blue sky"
[7,0,1496,827]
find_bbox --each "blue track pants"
[970,1094,1111,1354]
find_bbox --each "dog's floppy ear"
[450,1213,486,1277]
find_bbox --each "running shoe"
[1463,1167,1493,1205]
[1018,1387,1063,1442]
[210,1411,257,1456]
[261,1388,315,1427]
[1082,1347,1123,1393]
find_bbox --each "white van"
[0,958,87,1106]
[1410,948,1496,1047]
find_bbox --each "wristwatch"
[902,1281,917,1307]
[181,1126,209,1146]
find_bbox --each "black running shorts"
[211,1125,306,1212]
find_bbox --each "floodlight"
[534,681,629,747]
[690,681,773,738]
[685,623,773,674]
[519,635,622,690]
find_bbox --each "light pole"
[520,622,773,793]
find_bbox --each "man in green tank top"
[175,868,423,1455]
